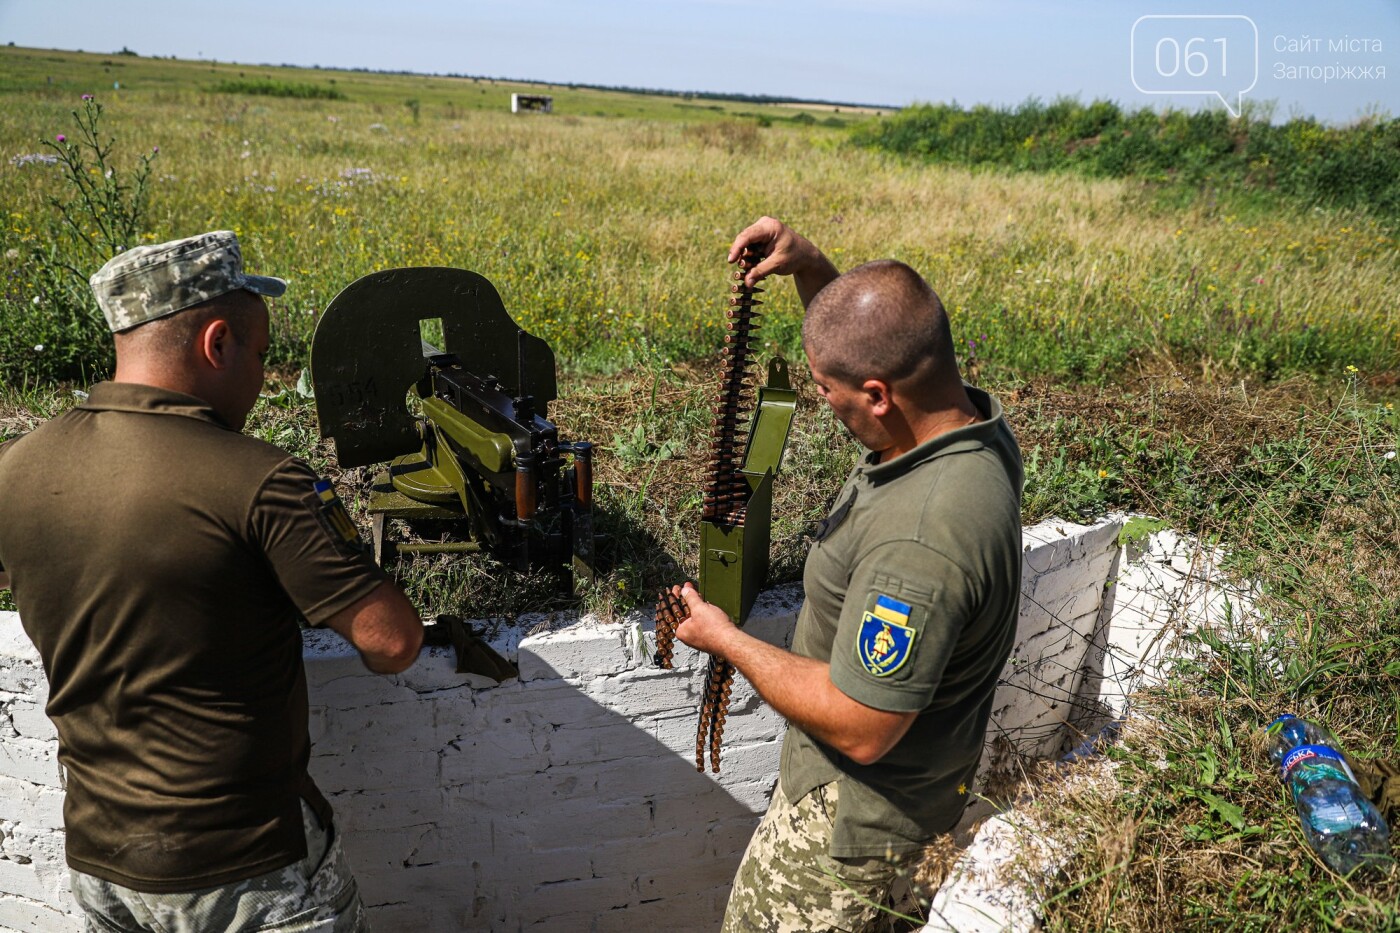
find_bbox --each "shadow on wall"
[304,588,803,932]
[0,518,1171,933]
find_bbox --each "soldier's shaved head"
[802,260,960,394]
[115,289,263,361]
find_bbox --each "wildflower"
[55,134,66,143]
[152,146,159,154]
[1098,470,1108,478]
[31,295,39,305]
[1346,365,1359,374]
[33,344,43,352]
[957,783,967,795]
[1385,451,1397,461]
[81,93,93,101]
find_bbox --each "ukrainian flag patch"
[856,594,917,677]
[313,478,363,548]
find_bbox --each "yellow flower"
[1098,470,1108,478]
[1346,365,1359,374]
[957,783,968,795]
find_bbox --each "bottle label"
[1281,744,1356,783]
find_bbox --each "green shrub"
[212,79,346,101]
[852,98,1400,219]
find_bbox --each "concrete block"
[503,845,592,885]
[635,855,743,905]
[308,671,420,709]
[300,630,369,687]
[651,781,765,832]
[362,903,436,932]
[516,876,634,924]
[310,749,441,794]
[395,822,488,868]
[0,777,63,831]
[0,859,49,905]
[314,699,453,756]
[546,720,669,768]
[0,740,61,789]
[698,741,783,789]
[4,705,53,743]
[394,645,486,694]
[0,894,81,933]
[588,829,707,879]
[460,679,618,735]
[518,619,634,683]
[595,889,715,933]
[521,800,653,850]
[440,729,551,783]
[328,787,448,834]
[0,618,39,665]
[336,825,428,876]
[583,666,697,715]
[694,703,785,749]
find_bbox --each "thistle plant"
[0,97,161,382]
[42,95,159,273]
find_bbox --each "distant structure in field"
[511,93,553,114]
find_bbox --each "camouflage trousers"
[71,801,368,933]
[722,782,918,933]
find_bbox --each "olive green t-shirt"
[0,383,388,892]
[781,386,1023,857]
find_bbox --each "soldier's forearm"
[715,627,913,765]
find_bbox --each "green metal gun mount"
[310,267,594,592]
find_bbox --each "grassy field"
[0,46,1397,931]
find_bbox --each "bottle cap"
[1266,713,1297,732]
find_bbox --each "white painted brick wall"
[0,518,1135,932]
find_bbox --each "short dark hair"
[117,290,261,357]
[802,260,958,390]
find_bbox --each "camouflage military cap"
[89,230,287,333]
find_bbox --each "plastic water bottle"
[1266,714,1391,874]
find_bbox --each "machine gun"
[310,267,594,592]
[652,247,797,772]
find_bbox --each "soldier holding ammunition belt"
[672,217,1024,932]
[0,232,423,932]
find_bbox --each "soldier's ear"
[198,319,234,371]
[862,379,893,416]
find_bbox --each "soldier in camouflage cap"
[0,231,424,932]
[90,230,287,332]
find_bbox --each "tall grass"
[1,84,1396,388]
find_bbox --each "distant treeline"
[212,78,346,100]
[258,61,889,112]
[853,99,1400,217]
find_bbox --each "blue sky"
[1,0,1396,122]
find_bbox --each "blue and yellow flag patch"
[857,595,917,677]
[312,478,363,549]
